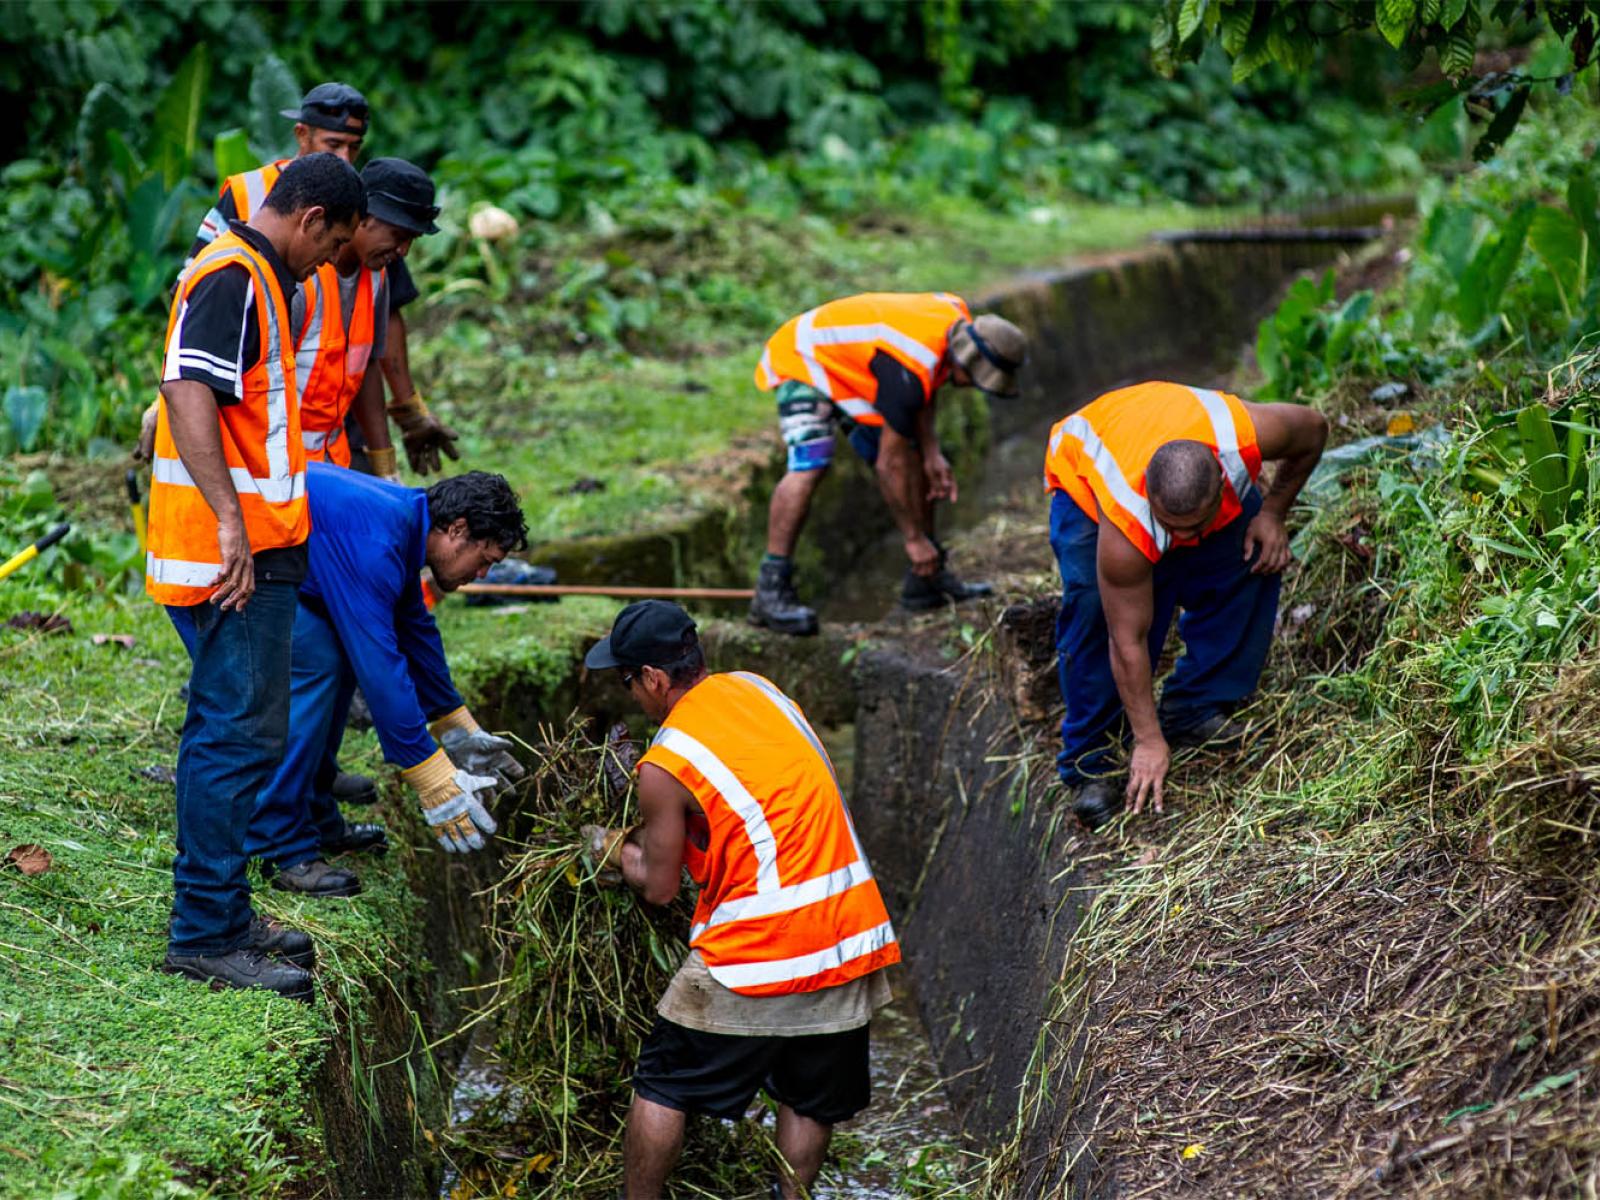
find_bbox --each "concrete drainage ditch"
[315,216,1398,1195]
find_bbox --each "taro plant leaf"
[1323,289,1373,369]
[76,82,134,194]
[213,128,256,181]
[1457,200,1533,329]
[153,44,210,189]
[1528,204,1586,317]
[247,54,300,162]
[1516,403,1570,532]
[4,386,48,453]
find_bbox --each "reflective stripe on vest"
[638,672,900,997]
[294,263,380,466]
[146,233,308,605]
[754,292,971,426]
[224,161,288,224]
[1044,381,1262,563]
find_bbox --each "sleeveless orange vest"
[755,292,971,426]
[146,232,309,605]
[1044,381,1262,562]
[224,160,290,222]
[296,263,382,466]
[639,671,901,997]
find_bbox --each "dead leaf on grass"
[5,844,52,876]
[5,611,72,635]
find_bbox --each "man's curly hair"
[425,472,528,551]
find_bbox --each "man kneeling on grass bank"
[246,467,528,897]
[582,601,900,1200]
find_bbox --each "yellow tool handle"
[127,469,147,555]
[0,523,70,581]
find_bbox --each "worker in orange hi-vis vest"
[148,153,366,1004]
[581,602,901,1200]
[1043,381,1328,832]
[749,292,1029,635]
[294,158,440,473]
[144,82,459,485]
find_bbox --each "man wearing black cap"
[176,82,459,482]
[583,601,901,1200]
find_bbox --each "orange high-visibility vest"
[296,263,383,466]
[146,232,309,606]
[224,160,290,223]
[638,671,901,997]
[754,292,971,426]
[1044,381,1262,563]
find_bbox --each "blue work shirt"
[301,462,463,769]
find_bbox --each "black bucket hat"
[361,158,440,236]
[281,82,369,135]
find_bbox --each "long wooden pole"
[458,582,755,600]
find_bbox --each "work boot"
[330,770,377,806]
[749,559,819,636]
[247,913,316,970]
[161,946,314,1003]
[1165,712,1248,751]
[271,858,361,899]
[900,563,995,611]
[321,822,389,857]
[1069,780,1124,831]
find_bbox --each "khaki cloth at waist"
[657,949,893,1037]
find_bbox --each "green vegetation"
[986,91,1600,1197]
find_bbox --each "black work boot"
[161,946,314,1003]
[1164,712,1248,751]
[247,913,316,970]
[901,542,994,611]
[749,559,819,636]
[321,822,389,856]
[1070,780,1124,831]
[329,770,377,806]
[271,858,361,898]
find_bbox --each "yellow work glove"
[365,445,401,482]
[401,748,499,853]
[429,706,525,793]
[387,391,460,476]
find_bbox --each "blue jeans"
[1050,490,1281,786]
[165,582,298,955]
[247,598,354,869]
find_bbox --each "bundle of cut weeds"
[440,721,778,1199]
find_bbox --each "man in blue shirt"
[247,465,529,895]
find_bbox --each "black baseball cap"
[361,158,439,235]
[584,600,699,671]
[281,82,369,134]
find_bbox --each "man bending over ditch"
[1045,381,1328,830]
[582,601,900,1199]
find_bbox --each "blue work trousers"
[164,582,297,955]
[1051,489,1280,786]
[246,599,355,869]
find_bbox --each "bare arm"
[916,401,957,502]
[874,424,939,575]
[1240,402,1330,573]
[351,365,393,453]
[379,309,415,403]
[160,379,253,609]
[620,763,690,906]
[1096,506,1168,813]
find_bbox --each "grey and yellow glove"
[402,748,499,853]
[387,391,460,475]
[364,445,402,483]
[430,707,525,793]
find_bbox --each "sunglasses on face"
[619,668,638,688]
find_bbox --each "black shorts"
[632,1016,871,1125]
